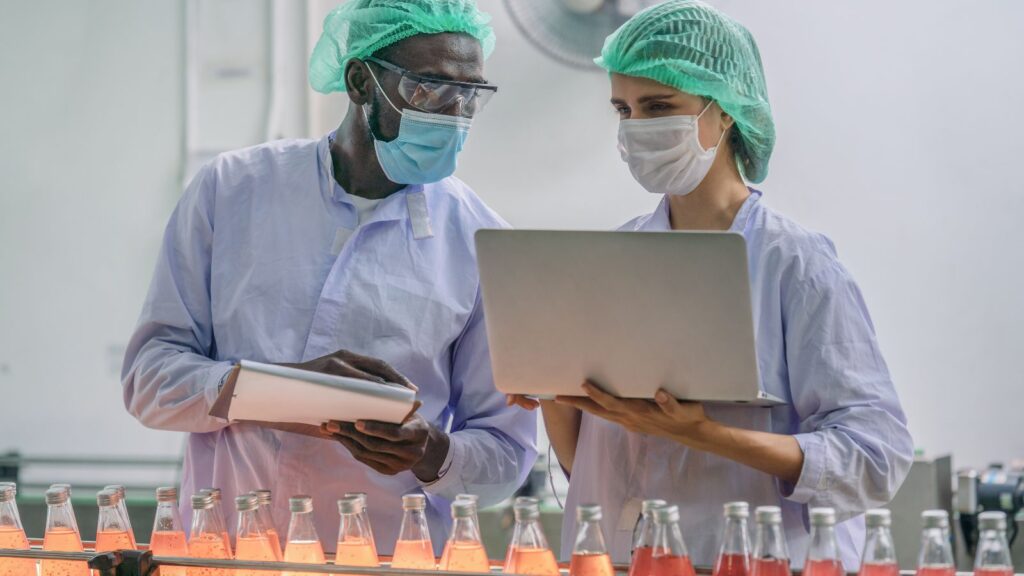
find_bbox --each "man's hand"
[324,415,450,481]
[281,349,418,391]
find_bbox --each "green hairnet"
[596,0,775,183]
[309,0,496,94]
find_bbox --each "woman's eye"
[648,102,670,112]
[615,106,630,116]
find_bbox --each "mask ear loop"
[696,99,730,153]
[363,62,404,116]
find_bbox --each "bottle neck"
[153,502,185,533]
[511,518,550,551]
[974,529,1012,569]
[237,509,264,539]
[0,499,25,530]
[918,527,953,567]
[398,509,430,543]
[753,522,788,560]
[449,516,482,544]
[46,501,80,533]
[190,508,220,538]
[862,526,897,565]
[573,519,608,556]
[807,524,840,562]
[633,514,656,550]
[652,521,689,558]
[287,510,320,543]
[720,517,751,556]
[97,504,128,533]
[338,512,371,543]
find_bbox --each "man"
[122,0,536,552]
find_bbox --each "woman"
[509,0,913,568]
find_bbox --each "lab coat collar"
[317,132,435,239]
[641,189,763,234]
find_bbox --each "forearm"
[540,400,582,475]
[687,421,803,484]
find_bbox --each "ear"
[719,107,736,131]
[345,59,373,106]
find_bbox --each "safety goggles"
[365,56,497,119]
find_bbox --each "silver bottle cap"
[978,511,1007,531]
[192,493,215,510]
[236,494,259,512]
[577,503,602,522]
[254,490,272,507]
[810,507,837,526]
[104,485,127,499]
[45,488,69,505]
[865,509,891,528]
[343,492,367,507]
[642,499,668,516]
[0,483,16,502]
[200,488,222,502]
[451,501,475,519]
[97,489,120,507]
[653,504,680,524]
[755,506,782,525]
[724,501,749,518]
[50,484,72,497]
[921,510,949,529]
[513,499,541,521]
[402,494,426,510]
[338,496,363,515]
[290,496,313,513]
[156,487,178,502]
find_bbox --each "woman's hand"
[506,394,541,410]
[555,380,719,448]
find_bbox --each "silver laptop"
[475,229,783,405]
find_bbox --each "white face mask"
[617,101,726,196]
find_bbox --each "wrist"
[680,419,728,452]
[412,425,450,482]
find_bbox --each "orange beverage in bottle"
[805,559,844,576]
[507,547,560,576]
[440,542,490,572]
[648,505,695,576]
[95,530,134,552]
[570,552,615,576]
[750,558,789,576]
[335,496,378,570]
[188,492,232,576]
[714,552,749,576]
[265,530,282,561]
[151,487,190,576]
[975,569,1013,576]
[916,510,955,576]
[282,496,325,576]
[391,495,436,570]
[916,568,955,576]
[653,554,696,576]
[973,512,1014,576]
[42,487,89,576]
[253,491,282,561]
[629,546,653,576]
[860,563,901,576]
[235,494,279,576]
[42,527,89,576]
[0,483,35,576]
[391,539,436,570]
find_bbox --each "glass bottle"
[503,497,559,576]
[628,499,667,576]
[199,489,232,556]
[0,483,34,576]
[569,504,614,576]
[150,487,189,576]
[103,485,137,549]
[390,494,435,571]
[804,508,844,576]
[916,510,954,576]
[859,509,899,576]
[335,496,378,569]
[974,511,1013,576]
[235,494,278,576]
[95,489,135,552]
[713,502,751,576]
[439,501,489,573]
[650,504,695,576]
[188,492,232,576]
[252,490,282,561]
[41,487,89,576]
[342,493,376,561]
[282,496,325,576]
[750,506,788,576]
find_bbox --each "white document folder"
[209,360,418,429]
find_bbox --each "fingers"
[555,395,612,418]
[654,389,681,416]
[332,423,422,458]
[341,352,418,391]
[582,381,628,412]
[326,357,386,384]
[333,435,409,475]
[354,420,407,441]
[506,394,540,410]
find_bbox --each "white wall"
[1,0,1022,488]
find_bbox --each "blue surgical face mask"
[363,68,472,185]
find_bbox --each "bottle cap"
[338,496,363,515]
[921,510,949,529]
[236,494,259,512]
[290,496,313,514]
[513,499,541,521]
[577,503,602,522]
[402,494,426,510]
[451,501,475,519]
[156,487,178,502]
[865,509,891,528]
[724,501,749,518]
[191,493,215,510]
[809,507,837,526]
[755,506,782,525]
[45,488,69,506]
[978,511,1007,531]
[653,504,680,524]
[254,490,272,507]
[97,489,120,508]
[642,499,668,516]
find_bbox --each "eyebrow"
[610,93,679,105]
[414,68,488,85]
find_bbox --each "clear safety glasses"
[365,56,497,119]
